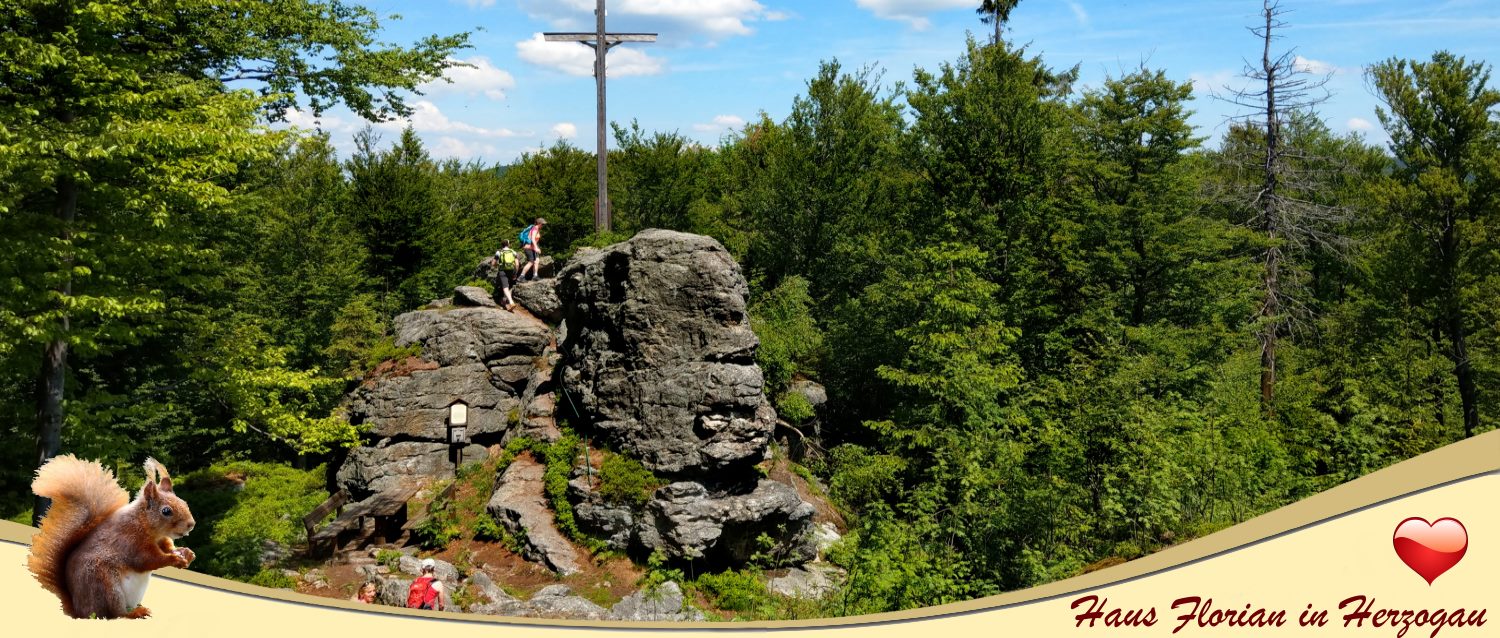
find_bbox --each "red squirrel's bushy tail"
[29,454,130,617]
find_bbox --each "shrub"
[174,461,328,581]
[776,391,816,424]
[249,568,299,590]
[695,569,772,613]
[750,276,823,395]
[415,457,506,548]
[596,451,661,507]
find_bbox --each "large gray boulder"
[636,479,816,564]
[394,306,550,368]
[513,278,562,323]
[557,230,775,476]
[347,363,517,440]
[336,441,485,500]
[609,581,704,621]
[486,457,584,576]
[453,285,497,307]
[323,303,556,544]
[568,476,636,551]
[766,564,845,600]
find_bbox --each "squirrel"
[28,455,197,619]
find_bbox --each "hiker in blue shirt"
[518,217,546,282]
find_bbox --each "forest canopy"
[1,0,1496,617]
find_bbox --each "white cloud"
[379,100,521,138]
[1293,55,1340,75]
[519,0,775,41]
[692,114,745,133]
[462,0,496,8]
[283,107,348,132]
[1066,1,1089,27]
[516,33,664,77]
[552,122,579,139]
[420,56,516,100]
[1347,117,1375,131]
[855,0,972,30]
[1189,70,1235,95]
[432,136,499,160]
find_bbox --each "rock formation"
[556,230,815,565]
[313,229,827,611]
[318,293,557,547]
[557,229,776,476]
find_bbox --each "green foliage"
[249,569,299,590]
[637,549,685,592]
[695,570,771,613]
[415,457,508,547]
[376,549,403,571]
[751,275,823,394]
[174,462,329,580]
[596,451,662,507]
[499,433,612,554]
[776,391,816,424]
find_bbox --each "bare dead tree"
[1211,1,1352,415]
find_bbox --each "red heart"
[1392,517,1467,585]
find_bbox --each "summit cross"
[544,0,658,233]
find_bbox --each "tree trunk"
[1257,2,1280,416]
[1439,218,1478,438]
[33,174,78,526]
[1447,310,1478,438]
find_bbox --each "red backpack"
[406,575,439,609]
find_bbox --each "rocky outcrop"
[513,278,562,323]
[486,456,584,576]
[453,286,498,307]
[393,303,549,369]
[322,291,557,546]
[609,582,704,621]
[336,441,486,501]
[316,230,828,589]
[767,564,845,600]
[469,584,608,620]
[550,231,820,565]
[557,229,774,476]
[636,480,816,565]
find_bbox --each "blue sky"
[285,0,1500,164]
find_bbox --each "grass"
[173,461,329,581]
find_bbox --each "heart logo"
[1392,517,1468,585]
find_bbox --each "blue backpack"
[519,225,535,246]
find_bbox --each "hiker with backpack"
[405,558,447,611]
[519,217,546,282]
[494,239,520,311]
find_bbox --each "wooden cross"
[544,0,657,233]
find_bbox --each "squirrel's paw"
[125,606,152,619]
[172,547,195,568]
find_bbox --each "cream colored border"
[4,429,1496,630]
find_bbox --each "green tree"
[0,0,466,522]
[239,134,370,369]
[976,0,1022,44]
[611,121,718,235]
[726,61,911,303]
[906,37,1079,373]
[1369,51,1500,438]
[346,126,438,312]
